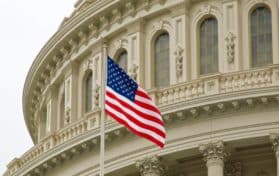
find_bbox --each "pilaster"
[222,0,241,72]
[199,141,228,176]
[170,4,190,83]
[93,54,101,110]
[64,61,79,124]
[136,155,166,176]
[127,19,145,87]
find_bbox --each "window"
[39,108,47,140]
[251,6,272,67]
[116,50,128,72]
[200,17,218,75]
[59,93,65,128]
[85,71,93,113]
[154,32,170,87]
[46,100,51,132]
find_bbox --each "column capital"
[199,141,229,165]
[135,155,166,176]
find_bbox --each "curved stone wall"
[5,0,279,176]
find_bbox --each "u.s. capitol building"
[4,0,279,176]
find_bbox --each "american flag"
[105,56,166,148]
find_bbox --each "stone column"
[135,155,166,176]
[199,141,228,176]
[270,134,279,176]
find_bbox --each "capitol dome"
[4,0,279,176]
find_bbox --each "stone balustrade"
[6,110,100,175]
[220,67,274,93]
[54,119,88,145]
[155,65,279,106]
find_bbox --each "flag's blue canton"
[107,57,138,101]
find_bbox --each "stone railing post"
[199,141,229,176]
[136,155,166,176]
[270,134,279,176]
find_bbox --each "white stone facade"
[4,0,279,176]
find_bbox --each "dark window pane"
[154,33,170,88]
[251,7,272,67]
[200,17,218,75]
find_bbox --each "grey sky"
[0,0,76,174]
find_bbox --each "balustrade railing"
[6,110,100,175]
[6,65,279,175]
[154,65,279,106]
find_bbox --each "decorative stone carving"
[68,38,78,53]
[199,5,212,15]
[82,59,93,72]
[199,141,228,163]
[203,105,212,114]
[190,108,198,118]
[93,84,100,109]
[272,69,279,85]
[204,79,219,95]
[126,1,136,16]
[174,45,184,78]
[100,15,110,30]
[217,103,225,112]
[260,97,268,105]
[231,101,240,109]
[65,108,71,125]
[246,99,254,107]
[114,39,128,51]
[225,32,236,63]
[112,8,122,24]
[136,155,166,176]
[270,134,279,153]
[152,20,171,31]
[88,22,99,38]
[77,30,87,45]
[129,64,138,80]
[144,0,151,11]
[224,161,241,176]
[60,47,69,59]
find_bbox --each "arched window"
[200,17,218,75]
[85,71,93,113]
[154,32,170,87]
[116,50,128,72]
[251,6,272,67]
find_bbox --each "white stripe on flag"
[105,105,165,144]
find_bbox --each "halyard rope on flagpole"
[100,40,107,176]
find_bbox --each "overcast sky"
[0,0,76,174]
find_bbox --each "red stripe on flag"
[105,110,165,148]
[136,89,152,100]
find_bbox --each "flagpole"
[100,40,107,176]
